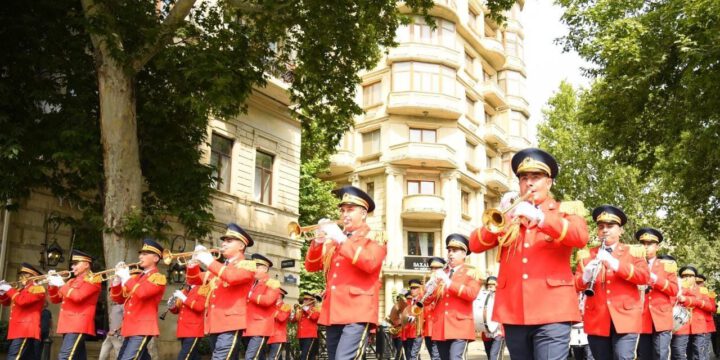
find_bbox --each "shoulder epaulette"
[368,230,388,245]
[700,286,709,295]
[148,273,167,286]
[266,278,281,289]
[197,284,210,297]
[85,274,103,284]
[661,260,677,273]
[628,245,646,258]
[576,248,591,261]
[559,200,588,217]
[235,260,257,271]
[29,285,45,294]
[710,291,717,299]
[314,305,321,312]
[281,303,291,312]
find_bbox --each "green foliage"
[540,81,720,286]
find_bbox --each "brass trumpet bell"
[481,192,533,230]
[287,220,343,241]
[162,248,221,266]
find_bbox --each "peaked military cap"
[635,227,663,243]
[486,276,498,285]
[511,148,559,178]
[696,274,707,282]
[139,238,163,257]
[446,233,469,252]
[428,257,446,269]
[333,185,375,212]
[251,253,273,268]
[408,279,422,288]
[70,249,94,264]
[592,205,627,226]
[19,262,43,277]
[220,223,254,247]
[679,265,698,277]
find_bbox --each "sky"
[521,0,591,142]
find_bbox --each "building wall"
[326,0,530,321]
[0,78,302,359]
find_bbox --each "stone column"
[385,166,405,269]
[349,173,360,187]
[440,171,461,247]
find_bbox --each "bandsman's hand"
[596,250,619,271]
[173,290,188,303]
[649,273,658,284]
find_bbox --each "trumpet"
[584,236,608,296]
[288,220,344,241]
[482,192,533,230]
[1,270,73,288]
[92,262,142,282]
[162,248,222,266]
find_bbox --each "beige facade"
[0,76,301,358]
[324,0,531,320]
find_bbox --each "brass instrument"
[584,236,608,296]
[162,248,222,266]
[160,284,189,320]
[92,262,142,282]
[481,192,533,230]
[1,270,72,288]
[387,293,408,335]
[288,220,344,241]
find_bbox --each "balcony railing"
[402,194,446,220]
[387,92,463,119]
[482,168,510,193]
[382,142,458,169]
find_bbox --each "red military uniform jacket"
[574,244,650,336]
[110,268,166,337]
[401,298,420,340]
[169,285,206,338]
[269,303,292,344]
[305,223,386,325]
[696,287,717,334]
[426,264,481,341]
[294,304,321,338]
[0,283,45,339]
[245,274,281,337]
[422,302,435,338]
[186,254,255,334]
[640,258,679,333]
[469,198,588,325]
[49,273,102,335]
[675,284,706,335]
[706,292,718,332]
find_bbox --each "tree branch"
[80,0,122,62]
[130,0,198,73]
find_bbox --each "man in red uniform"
[187,222,256,359]
[244,253,281,360]
[267,288,291,360]
[110,238,167,360]
[0,262,46,359]
[401,279,423,360]
[47,249,102,360]
[695,274,717,360]
[469,148,589,360]
[427,234,482,360]
[635,228,678,360]
[167,282,206,360]
[422,257,444,360]
[671,266,706,360]
[575,205,649,360]
[294,292,321,360]
[305,185,387,360]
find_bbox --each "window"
[366,182,375,200]
[254,151,273,204]
[461,191,470,216]
[486,155,493,168]
[409,128,436,143]
[499,71,526,98]
[485,111,492,124]
[466,97,476,120]
[468,9,478,30]
[407,231,434,256]
[466,142,475,164]
[362,130,381,155]
[504,32,524,59]
[210,133,233,192]
[392,62,456,97]
[407,180,435,195]
[465,52,474,76]
[363,82,382,107]
[398,16,456,48]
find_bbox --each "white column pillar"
[349,174,360,187]
[385,167,405,269]
[441,171,461,243]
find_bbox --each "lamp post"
[40,212,65,269]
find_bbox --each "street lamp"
[40,212,65,269]
[168,263,186,284]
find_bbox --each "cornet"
[92,262,142,282]
[162,248,222,266]
[0,270,72,288]
[287,220,344,241]
[482,192,533,230]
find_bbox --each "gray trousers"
[483,336,505,360]
[117,335,152,360]
[637,331,671,360]
[424,337,440,360]
[245,336,268,360]
[212,330,243,360]
[587,324,639,360]
[504,322,571,360]
[266,343,285,360]
[177,337,201,360]
[403,337,423,360]
[671,335,690,360]
[688,334,709,360]
[6,338,37,360]
[436,339,468,360]
[58,333,87,360]
[326,323,370,360]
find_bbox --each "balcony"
[482,168,510,193]
[480,81,507,108]
[402,194,446,220]
[382,142,458,169]
[480,37,506,68]
[507,95,530,116]
[387,43,460,69]
[328,150,356,175]
[483,121,508,147]
[507,135,532,151]
[387,92,462,119]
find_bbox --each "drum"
[569,322,588,346]
[672,305,691,332]
[473,290,499,336]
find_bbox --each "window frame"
[409,128,437,143]
[254,150,274,205]
[406,231,435,257]
[407,180,436,195]
[209,133,234,193]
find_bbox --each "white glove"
[435,269,451,286]
[319,219,347,244]
[302,305,309,311]
[500,191,519,212]
[0,283,11,293]
[596,249,619,271]
[173,290,188,303]
[650,273,658,284]
[192,245,208,260]
[512,202,545,225]
[195,248,214,266]
[406,315,416,323]
[115,264,131,285]
[48,275,65,287]
[582,259,600,284]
